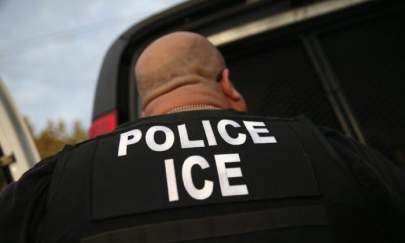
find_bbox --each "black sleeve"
[322,127,405,242]
[0,155,58,243]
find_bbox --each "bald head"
[135,32,226,107]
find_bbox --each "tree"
[33,119,87,159]
[68,121,87,145]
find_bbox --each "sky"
[0,0,185,133]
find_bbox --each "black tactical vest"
[38,110,383,243]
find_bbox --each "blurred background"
[0,0,184,158]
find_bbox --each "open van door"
[0,79,40,186]
[91,0,405,167]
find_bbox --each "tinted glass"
[225,39,342,130]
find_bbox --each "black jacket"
[1,110,404,243]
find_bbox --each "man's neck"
[143,83,231,117]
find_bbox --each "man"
[1,32,404,243]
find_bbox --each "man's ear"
[219,68,247,111]
[220,69,241,100]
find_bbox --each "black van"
[90,0,405,167]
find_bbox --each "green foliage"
[33,119,88,159]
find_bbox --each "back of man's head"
[135,32,225,105]
[135,31,246,116]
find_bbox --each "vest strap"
[81,205,327,243]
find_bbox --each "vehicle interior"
[90,0,405,168]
